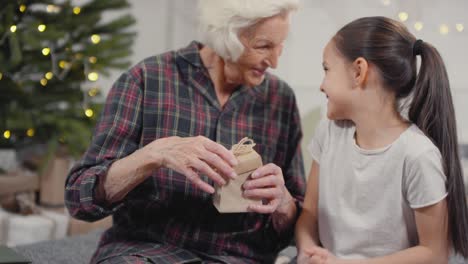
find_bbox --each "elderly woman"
[65,0,305,263]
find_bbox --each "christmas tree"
[0,0,136,158]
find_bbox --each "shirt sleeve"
[65,69,144,221]
[403,148,448,209]
[307,117,329,164]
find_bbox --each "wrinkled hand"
[242,163,288,213]
[143,136,238,193]
[298,247,336,264]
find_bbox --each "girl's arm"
[337,199,450,264]
[295,160,321,250]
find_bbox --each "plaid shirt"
[65,41,305,264]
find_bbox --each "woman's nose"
[265,46,282,69]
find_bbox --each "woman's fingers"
[202,136,238,166]
[200,151,237,180]
[243,174,281,190]
[179,166,215,194]
[157,136,241,193]
[248,201,278,214]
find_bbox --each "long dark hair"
[333,16,468,257]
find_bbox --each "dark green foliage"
[0,0,136,157]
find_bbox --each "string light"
[456,23,464,32]
[10,25,17,33]
[42,47,51,56]
[40,78,48,86]
[19,5,27,12]
[73,7,81,15]
[87,72,99,81]
[26,129,35,137]
[75,53,83,59]
[59,60,68,69]
[89,56,97,64]
[414,22,423,31]
[439,24,449,35]
[38,24,46,32]
[85,108,94,117]
[398,12,409,22]
[46,5,61,13]
[90,34,101,44]
[45,72,53,80]
[3,130,11,139]
[88,88,99,97]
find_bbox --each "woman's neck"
[199,46,239,107]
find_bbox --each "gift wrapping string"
[231,137,256,156]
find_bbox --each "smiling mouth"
[252,68,266,76]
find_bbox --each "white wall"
[96,0,468,143]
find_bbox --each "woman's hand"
[142,136,238,193]
[242,163,288,213]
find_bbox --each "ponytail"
[409,41,468,257]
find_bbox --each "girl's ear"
[352,57,369,88]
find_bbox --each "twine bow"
[231,137,256,156]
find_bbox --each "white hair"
[197,0,300,62]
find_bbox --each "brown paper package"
[213,138,263,213]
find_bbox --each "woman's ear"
[352,57,368,88]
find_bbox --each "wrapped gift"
[213,137,263,213]
[0,207,69,247]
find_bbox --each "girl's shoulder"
[313,118,355,148]
[400,124,441,160]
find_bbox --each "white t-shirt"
[308,119,447,259]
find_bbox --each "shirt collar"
[177,41,205,68]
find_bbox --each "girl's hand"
[298,246,337,264]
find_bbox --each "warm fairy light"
[38,24,46,32]
[88,88,99,97]
[85,109,94,117]
[45,72,53,80]
[398,12,409,22]
[26,128,35,137]
[42,47,51,56]
[19,5,27,12]
[90,34,101,44]
[3,130,11,139]
[87,72,99,81]
[75,53,83,59]
[47,5,60,13]
[89,56,97,64]
[456,23,464,32]
[40,78,48,86]
[382,0,390,6]
[439,24,449,35]
[414,22,423,31]
[10,25,17,33]
[73,7,81,15]
[59,60,68,69]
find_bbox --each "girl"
[295,16,468,264]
